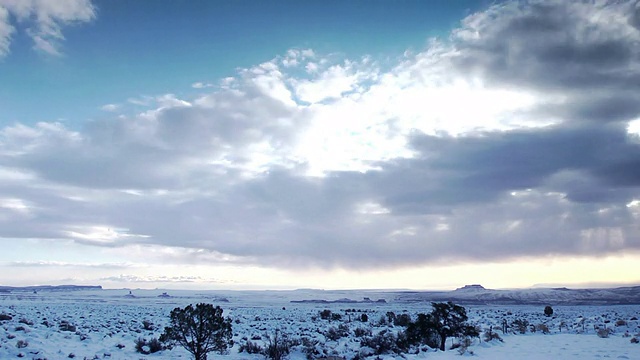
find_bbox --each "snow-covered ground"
[1,289,639,359]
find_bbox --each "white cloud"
[0,0,95,57]
[192,82,213,89]
[293,61,368,103]
[100,103,119,112]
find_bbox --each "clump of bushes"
[301,337,321,360]
[483,327,503,342]
[354,327,372,338]
[59,320,76,332]
[597,328,614,338]
[360,330,407,355]
[319,310,332,320]
[535,323,550,334]
[18,318,33,326]
[135,337,163,354]
[394,313,411,327]
[453,337,474,356]
[238,340,263,354]
[512,319,529,334]
[263,330,294,360]
[16,340,28,348]
[0,313,12,321]
[324,324,350,341]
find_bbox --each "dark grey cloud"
[452,0,640,123]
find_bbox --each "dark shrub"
[18,318,33,326]
[135,337,163,354]
[360,330,406,355]
[238,340,263,354]
[319,310,332,320]
[324,324,350,341]
[512,319,529,334]
[59,321,76,332]
[262,330,292,360]
[394,313,411,327]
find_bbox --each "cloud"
[100,104,119,112]
[0,6,13,56]
[192,82,213,89]
[99,274,231,284]
[451,0,640,123]
[9,261,134,269]
[1,0,640,273]
[0,0,95,57]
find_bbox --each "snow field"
[1,290,639,359]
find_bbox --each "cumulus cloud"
[2,0,640,272]
[0,0,95,56]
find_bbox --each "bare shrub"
[18,318,33,326]
[16,340,28,348]
[238,340,263,354]
[597,328,613,338]
[59,321,76,332]
[263,330,293,360]
[324,324,350,341]
[354,327,372,338]
[455,337,474,356]
[483,327,503,342]
[536,324,550,334]
[512,319,529,334]
[135,337,163,354]
[301,337,320,360]
[360,330,406,355]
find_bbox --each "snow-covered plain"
[1,289,639,359]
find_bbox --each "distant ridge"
[0,285,102,293]
[396,284,640,305]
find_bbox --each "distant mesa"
[455,284,486,291]
[124,290,135,298]
[0,285,102,293]
[396,284,640,305]
[158,292,171,298]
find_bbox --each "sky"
[1,0,640,291]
